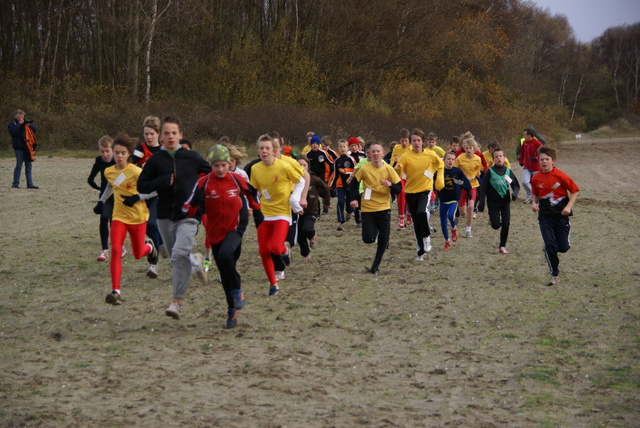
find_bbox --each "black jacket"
[137,148,211,221]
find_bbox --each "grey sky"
[531,0,640,42]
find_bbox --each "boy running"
[137,116,211,320]
[530,146,579,286]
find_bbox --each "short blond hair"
[98,135,113,149]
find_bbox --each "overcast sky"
[531,0,640,42]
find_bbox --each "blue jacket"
[8,119,36,150]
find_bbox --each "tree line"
[1,0,639,149]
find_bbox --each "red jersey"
[184,171,260,245]
[531,167,579,216]
[518,137,543,171]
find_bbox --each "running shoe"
[145,237,157,263]
[97,249,109,262]
[336,223,343,231]
[105,291,122,305]
[415,254,425,261]
[146,264,158,278]
[424,236,432,253]
[232,289,245,310]
[194,252,208,285]
[406,214,413,226]
[443,241,451,251]
[310,234,318,248]
[398,217,406,229]
[226,308,238,329]
[203,258,212,272]
[121,248,128,258]
[165,301,182,319]
[465,230,473,238]
[499,247,510,254]
[451,228,459,242]
[547,275,560,286]
[275,271,286,281]
[269,285,280,296]
[282,242,292,266]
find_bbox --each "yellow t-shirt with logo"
[104,163,149,224]
[250,158,302,218]
[454,154,482,188]
[396,150,444,194]
[353,162,401,212]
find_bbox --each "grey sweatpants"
[158,218,201,299]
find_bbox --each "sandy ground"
[0,139,639,427]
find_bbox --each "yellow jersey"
[104,163,149,225]
[454,154,482,188]
[396,150,444,193]
[353,162,401,212]
[250,158,303,218]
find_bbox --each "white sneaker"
[465,230,473,238]
[424,237,432,253]
[275,271,286,281]
[121,248,128,258]
[97,249,109,261]
[193,252,208,285]
[165,302,182,319]
[415,254,425,261]
[147,264,158,279]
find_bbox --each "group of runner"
[88,119,579,329]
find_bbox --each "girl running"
[454,136,483,237]
[477,149,520,254]
[349,142,402,274]
[95,133,157,305]
[250,134,305,295]
[435,152,471,250]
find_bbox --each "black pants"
[488,202,510,247]
[406,191,431,255]
[361,210,390,272]
[538,215,571,276]
[99,197,114,250]
[297,214,317,257]
[212,231,243,309]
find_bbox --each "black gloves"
[122,194,141,207]
[253,209,264,228]
[93,201,104,215]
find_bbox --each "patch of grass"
[516,364,560,385]
[591,367,640,392]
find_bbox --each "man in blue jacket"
[8,109,38,189]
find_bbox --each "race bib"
[364,188,372,200]
[505,175,512,184]
[262,189,273,202]
[424,170,434,179]
[114,173,126,186]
